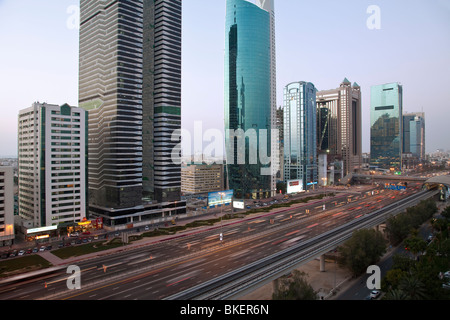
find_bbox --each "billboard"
[233,200,245,210]
[287,179,303,194]
[208,190,234,207]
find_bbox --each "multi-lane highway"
[0,183,426,300]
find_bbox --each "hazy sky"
[1,0,449,157]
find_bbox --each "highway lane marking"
[285,230,300,237]
[166,277,192,287]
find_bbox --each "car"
[26,248,33,254]
[370,290,381,299]
[32,247,38,253]
[45,246,52,251]
[39,246,46,252]
[9,250,17,257]
[18,250,25,256]
[144,226,149,231]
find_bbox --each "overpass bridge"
[165,188,439,300]
[343,173,427,185]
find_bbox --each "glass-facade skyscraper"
[224,0,277,199]
[370,83,403,170]
[79,0,185,227]
[284,82,318,191]
[403,112,426,161]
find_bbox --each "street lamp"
[218,192,226,243]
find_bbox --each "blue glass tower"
[283,82,318,191]
[224,0,275,199]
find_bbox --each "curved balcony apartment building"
[224,0,278,200]
[79,0,184,227]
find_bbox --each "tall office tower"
[79,0,184,227]
[403,112,426,161]
[18,103,87,228]
[316,78,362,177]
[0,167,14,247]
[284,82,318,191]
[370,83,403,170]
[224,0,277,200]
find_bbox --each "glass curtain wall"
[224,0,272,199]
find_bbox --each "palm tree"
[384,289,408,300]
[398,274,427,300]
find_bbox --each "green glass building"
[224,0,276,199]
[370,83,403,170]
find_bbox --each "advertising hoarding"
[233,200,245,209]
[208,190,234,207]
[287,179,303,194]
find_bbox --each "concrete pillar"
[320,255,326,272]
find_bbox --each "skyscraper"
[316,78,362,177]
[79,0,185,227]
[18,103,88,228]
[224,0,277,200]
[370,83,403,170]
[403,112,426,161]
[284,82,318,191]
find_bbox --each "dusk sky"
[1,0,449,157]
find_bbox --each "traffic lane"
[39,190,398,298]
[63,198,386,301]
[6,186,409,299]
[63,214,337,300]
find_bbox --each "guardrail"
[164,189,439,300]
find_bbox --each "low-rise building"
[181,164,224,195]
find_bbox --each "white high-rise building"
[0,167,14,246]
[18,103,87,228]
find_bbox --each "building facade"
[283,82,318,191]
[18,103,87,228]
[316,78,362,178]
[0,167,14,246]
[370,83,403,170]
[79,0,185,227]
[403,112,426,161]
[181,164,224,195]
[224,0,277,200]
